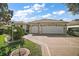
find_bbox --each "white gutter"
[67,25,79,30]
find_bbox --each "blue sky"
[8,3,79,22]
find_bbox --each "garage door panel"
[41,26,64,34]
[57,27,64,34]
[31,26,38,33]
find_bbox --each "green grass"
[0,35,6,44]
[0,34,7,56]
[23,40,42,56]
[0,38,42,56]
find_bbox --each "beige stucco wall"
[29,22,67,34]
[14,22,67,34]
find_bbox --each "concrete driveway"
[23,34,79,56]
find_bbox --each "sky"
[8,3,79,22]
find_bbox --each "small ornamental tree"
[14,26,25,40]
[5,25,25,40]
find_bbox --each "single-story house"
[12,19,79,35]
[28,19,68,34]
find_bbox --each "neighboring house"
[67,20,79,29]
[67,20,79,36]
[28,19,68,34]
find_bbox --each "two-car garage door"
[41,26,64,34]
[31,26,65,34]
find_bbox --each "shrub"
[4,27,12,35]
[0,47,6,56]
[67,28,74,35]
[0,29,5,35]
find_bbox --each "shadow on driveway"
[32,34,71,37]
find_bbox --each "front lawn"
[0,38,42,56]
[0,26,42,56]
[23,39,42,56]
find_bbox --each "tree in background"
[66,3,79,36]
[66,3,79,15]
[0,3,13,24]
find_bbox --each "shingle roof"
[29,19,68,24]
[67,21,79,26]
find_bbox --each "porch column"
[29,25,32,33]
[38,23,41,34]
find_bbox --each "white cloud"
[24,6,30,9]
[12,8,34,22]
[58,10,65,15]
[14,9,34,17]
[53,10,65,15]
[12,3,46,22]
[14,11,27,16]
[23,9,34,13]
[21,16,38,22]
[42,14,52,18]
[30,17,36,19]
[63,18,73,21]
[53,12,57,14]
[32,3,45,11]
[23,3,46,13]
